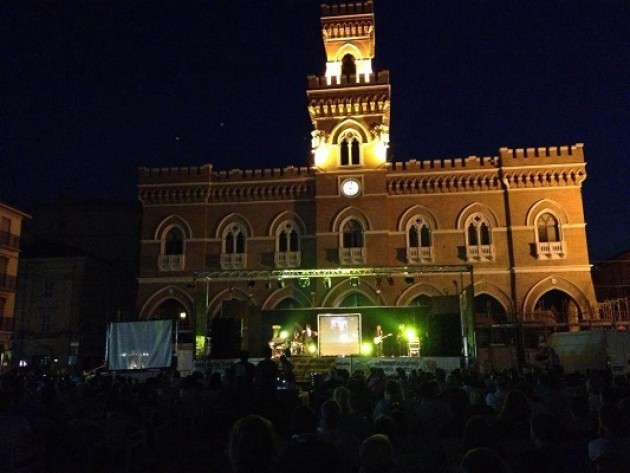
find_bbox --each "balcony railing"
[339,247,366,265]
[221,253,247,270]
[407,246,434,264]
[0,273,17,290]
[275,251,301,268]
[466,244,495,262]
[536,241,566,259]
[0,230,20,250]
[157,254,185,271]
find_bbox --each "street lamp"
[175,311,187,366]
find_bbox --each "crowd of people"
[2,347,630,472]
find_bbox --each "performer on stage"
[374,324,384,357]
[302,324,318,355]
[396,323,408,357]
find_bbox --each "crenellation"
[322,1,373,17]
[500,143,585,166]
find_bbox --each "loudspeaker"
[426,313,462,357]
[211,317,242,359]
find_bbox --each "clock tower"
[307,1,391,171]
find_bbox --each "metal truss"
[194,264,473,282]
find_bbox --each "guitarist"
[374,325,385,357]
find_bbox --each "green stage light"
[361,343,373,356]
[405,327,418,341]
[307,343,317,354]
[280,330,289,339]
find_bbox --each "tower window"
[341,53,356,77]
[339,130,361,166]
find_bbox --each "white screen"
[107,320,173,370]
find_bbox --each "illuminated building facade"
[0,201,29,369]
[136,2,598,362]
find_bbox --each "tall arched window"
[535,212,565,259]
[276,221,301,268]
[159,225,186,271]
[221,223,247,269]
[406,216,433,263]
[339,218,366,265]
[339,129,361,166]
[164,227,184,255]
[537,212,560,243]
[343,219,363,248]
[465,214,494,262]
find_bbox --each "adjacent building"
[0,201,30,369]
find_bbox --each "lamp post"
[176,311,186,369]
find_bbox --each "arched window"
[465,214,494,262]
[537,212,560,243]
[159,225,186,271]
[276,221,301,268]
[224,224,245,254]
[339,129,361,166]
[164,227,184,255]
[339,218,366,265]
[535,211,565,259]
[221,223,247,269]
[341,53,356,77]
[343,219,364,248]
[406,216,433,263]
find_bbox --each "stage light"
[247,280,256,288]
[323,277,332,289]
[265,280,272,289]
[307,343,317,355]
[280,330,289,339]
[405,327,418,341]
[299,277,311,288]
[361,343,373,356]
[375,277,382,286]
[388,276,395,286]
[349,277,360,287]
[277,278,285,288]
[404,276,415,285]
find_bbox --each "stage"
[208,355,462,383]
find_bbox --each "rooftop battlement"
[138,165,213,184]
[499,143,585,166]
[390,155,499,172]
[321,1,374,17]
[212,166,313,181]
[307,70,390,89]
[139,164,313,185]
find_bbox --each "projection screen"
[107,320,173,370]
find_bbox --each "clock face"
[341,178,360,197]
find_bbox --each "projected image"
[318,313,361,356]
[107,320,173,370]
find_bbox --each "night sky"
[1,1,628,262]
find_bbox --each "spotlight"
[280,330,289,339]
[375,277,382,286]
[405,327,417,341]
[265,280,272,289]
[387,277,395,286]
[323,277,332,289]
[298,277,311,288]
[349,277,360,287]
[361,343,373,356]
[277,279,285,288]
[307,343,317,355]
[247,280,256,288]
[404,276,415,285]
